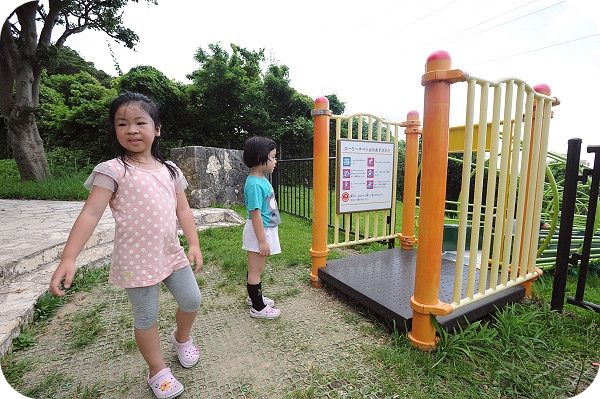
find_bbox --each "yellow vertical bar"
[521,85,553,294]
[453,80,476,303]
[333,118,342,245]
[501,83,526,284]
[310,97,331,287]
[468,82,489,299]
[510,92,535,282]
[479,84,502,293]
[490,81,515,289]
[389,124,399,238]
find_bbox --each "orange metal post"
[399,111,421,249]
[310,97,332,288]
[408,51,465,350]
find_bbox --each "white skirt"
[242,219,281,255]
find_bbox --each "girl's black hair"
[108,92,177,179]
[243,136,276,168]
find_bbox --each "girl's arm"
[175,191,203,273]
[250,208,270,256]
[49,185,113,296]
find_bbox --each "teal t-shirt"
[244,175,281,227]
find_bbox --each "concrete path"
[0,199,244,356]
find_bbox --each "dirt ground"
[7,260,393,398]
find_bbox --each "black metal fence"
[270,157,336,225]
[551,138,600,313]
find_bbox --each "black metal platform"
[318,247,525,331]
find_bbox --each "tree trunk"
[1,2,51,182]
[7,104,50,182]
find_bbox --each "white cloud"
[2,0,600,157]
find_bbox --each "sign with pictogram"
[336,139,395,214]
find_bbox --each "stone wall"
[170,146,248,208]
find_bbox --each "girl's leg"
[247,251,267,310]
[247,250,266,285]
[135,324,166,378]
[174,308,198,342]
[247,251,280,318]
[126,285,164,378]
[163,266,202,342]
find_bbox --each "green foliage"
[37,71,117,162]
[0,154,92,200]
[432,317,498,367]
[45,147,95,178]
[0,352,35,387]
[188,43,268,148]
[45,46,112,86]
[263,65,315,158]
[33,292,64,323]
[64,263,110,295]
[0,158,19,179]
[11,328,36,352]
[69,303,108,348]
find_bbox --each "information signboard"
[336,139,395,214]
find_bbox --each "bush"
[46,147,94,178]
[0,158,19,179]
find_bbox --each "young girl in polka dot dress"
[49,92,203,399]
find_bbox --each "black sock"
[247,282,266,311]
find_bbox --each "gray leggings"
[125,266,202,330]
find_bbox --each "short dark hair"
[243,136,276,168]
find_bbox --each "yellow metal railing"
[450,77,556,310]
[328,113,402,249]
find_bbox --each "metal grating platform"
[318,248,525,331]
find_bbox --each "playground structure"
[310,50,560,349]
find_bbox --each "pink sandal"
[171,330,199,368]
[147,367,184,399]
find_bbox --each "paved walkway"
[0,199,394,398]
[0,199,245,355]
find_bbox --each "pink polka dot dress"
[84,159,190,288]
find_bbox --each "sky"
[2,0,600,159]
[1,1,600,397]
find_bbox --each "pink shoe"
[170,330,199,368]
[147,367,184,399]
[245,295,275,307]
[249,304,281,319]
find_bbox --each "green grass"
[2,170,600,398]
[0,158,91,200]
[69,302,108,348]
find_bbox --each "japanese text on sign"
[336,139,395,214]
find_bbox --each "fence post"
[551,138,582,312]
[310,97,331,287]
[409,51,465,350]
[399,110,421,249]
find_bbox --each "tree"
[46,46,112,87]
[263,64,314,158]
[0,0,155,181]
[38,69,117,161]
[187,43,268,149]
